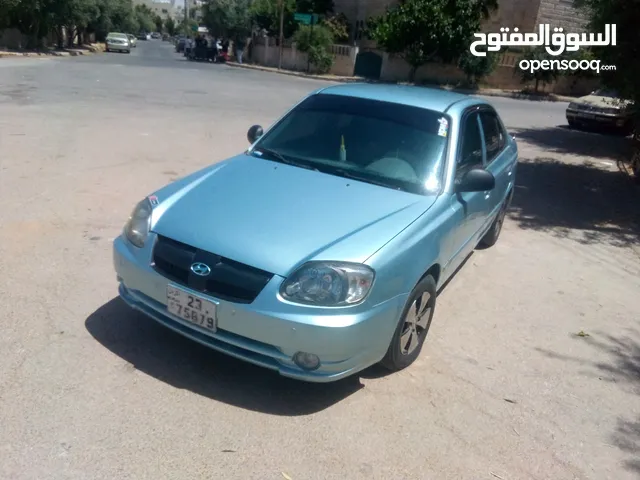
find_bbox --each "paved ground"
[1,40,639,480]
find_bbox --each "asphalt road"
[1,40,639,480]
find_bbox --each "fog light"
[293,352,320,371]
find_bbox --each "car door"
[478,109,517,228]
[445,109,489,269]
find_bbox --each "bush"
[458,49,499,86]
[308,45,333,73]
[293,24,334,73]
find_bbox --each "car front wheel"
[380,275,437,372]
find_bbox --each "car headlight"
[568,102,578,109]
[280,262,375,307]
[124,198,153,248]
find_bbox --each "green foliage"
[251,0,297,38]
[518,47,561,92]
[367,0,498,81]
[574,0,639,107]
[321,12,349,43]
[164,17,176,36]
[293,24,332,51]
[458,49,499,86]
[294,24,333,73]
[2,0,159,46]
[308,45,333,73]
[296,0,334,14]
[153,14,163,33]
[202,0,252,39]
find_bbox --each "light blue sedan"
[113,84,518,382]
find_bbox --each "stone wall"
[536,0,588,32]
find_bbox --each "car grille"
[152,235,274,304]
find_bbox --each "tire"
[479,193,510,248]
[126,50,130,54]
[380,275,437,372]
[105,48,109,52]
[567,119,578,129]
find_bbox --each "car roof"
[317,83,472,113]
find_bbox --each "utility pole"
[278,0,284,69]
[184,0,189,33]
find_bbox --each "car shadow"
[513,125,632,161]
[508,156,640,248]
[85,298,363,416]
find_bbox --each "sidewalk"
[0,43,105,59]
[226,61,577,103]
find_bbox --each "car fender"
[366,195,452,302]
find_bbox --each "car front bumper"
[106,43,130,51]
[112,235,405,382]
[566,109,629,128]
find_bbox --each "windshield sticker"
[437,117,449,137]
[148,195,159,206]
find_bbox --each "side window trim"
[478,107,507,166]
[455,107,486,171]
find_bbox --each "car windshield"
[593,89,618,98]
[252,94,449,194]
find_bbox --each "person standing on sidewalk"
[235,36,246,64]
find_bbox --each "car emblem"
[190,262,211,276]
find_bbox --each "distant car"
[113,84,518,383]
[151,32,161,39]
[127,34,137,48]
[137,33,148,41]
[566,89,634,135]
[105,33,131,53]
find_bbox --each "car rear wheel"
[567,119,579,129]
[380,275,436,372]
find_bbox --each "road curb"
[0,46,104,59]
[226,62,576,102]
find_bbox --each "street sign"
[294,13,319,25]
[191,25,198,32]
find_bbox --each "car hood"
[150,154,436,276]
[576,94,632,108]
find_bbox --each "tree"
[293,23,334,72]
[574,0,639,114]
[296,0,334,14]
[202,0,252,39]
[518,47,561,93]
[154,14,163,33]
[367,0,498,82]
[250,0,297,39]
[164,16,176,36]
[322,12,349,43]
[458,48,499,87]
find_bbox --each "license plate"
[167,285,217,332]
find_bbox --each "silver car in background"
[105,33,131,53]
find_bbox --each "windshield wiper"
[330,168,400,189]
[253,148,317,171]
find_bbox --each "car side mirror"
[456,168,495,193]
[247,125,263,144]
